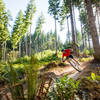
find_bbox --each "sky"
[3,0,81,43]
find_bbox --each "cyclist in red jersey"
[61,48,73,62]
[61,47,80,65]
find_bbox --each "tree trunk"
[19,39,21,57]
[79,8,85,50]
[73,6,77,42]
[66,16,70,43]
[69,0,77,56]
[3,41,6,61]
[29,25,32,56]
[85,0,100,61]
[41,36,43,58]
[96,7,100,34]
[87,32,91,50]
[13,47,15,60]
[84,33,88,49]
[55,19,57,55]
[25,35,28,56]
[22,39,25,57]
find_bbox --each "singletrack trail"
[48,62,88,80]
[40,60,100,80]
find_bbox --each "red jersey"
[62,49,71,59]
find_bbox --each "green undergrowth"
[11,50,62,67]
[0,50,61,83]
[80,57,93,62]
[0,55,100,100]
[48,72,100,100]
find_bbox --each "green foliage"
[89,48,94,55]
[48,0,60,19]
[34,50,62,63]
[48,74,80,100]
[23,0,36,34]
[0,0,10,44]
[0,50,2,60]
[35,50,55,59]
[0,56,40,100]
[0,62,8,82]
[91,72,96,80]
[80,57,93,62]
[6,61,25,100]
[63,42,72,49]
[87,72,100,82]
[83,49,90,55]
[13,56,31,64]
[32,14,45,52]
[11,10,24,48]
[40,55,58,62]
[24,56,39,100]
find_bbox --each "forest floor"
[40,59,100,80]
[0,58,100,100]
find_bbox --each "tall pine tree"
[23,0,36,56]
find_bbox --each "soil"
[40,60,98,80]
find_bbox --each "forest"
[0,0,100,100]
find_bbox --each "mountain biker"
[61,47,80,64]
[61,47,73,62]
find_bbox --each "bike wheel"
[69,59,82,72]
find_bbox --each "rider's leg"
[69,55,80,65]
[65,56,70,63]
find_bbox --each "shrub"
[4,56,40,100]
[83,49,90,56]
[13,56,31,64]
[80,57,93,62]
[80,73,100,99]
[35,50,55,60]
[40,54,58,62]
[48,74,80,100]
[89,48,94,55]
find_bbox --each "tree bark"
[66,16,70,43]
[13,47,15,60]
[79,8,85,50]
[73,6,77,42]
[55,19,57,55]
[87,33,91,50]
[19,39,21,57]
[69,0,77,56]
[85,0,100,61]
[25,35,28,56]
[29,25,32,56]
[96,7,100,34]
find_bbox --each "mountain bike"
[64,58,82,72]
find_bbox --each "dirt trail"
[40,60,100,82]
[41,61,90,80]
